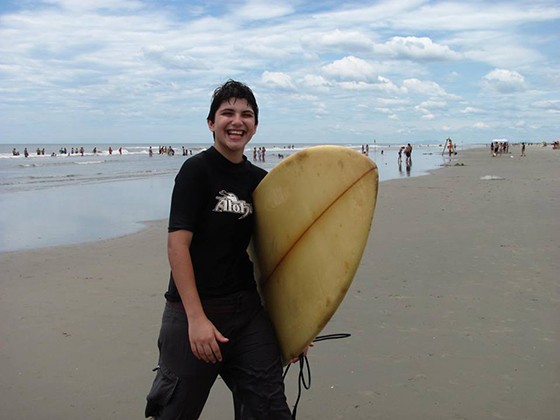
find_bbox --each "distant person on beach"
[145,80,292,419]
[404,143,412,166]
[398,146,404,163]
[521,142,526,157]
[493,142,499,157]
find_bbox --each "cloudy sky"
[1,0,559,145]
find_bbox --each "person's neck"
[213,143,244,164]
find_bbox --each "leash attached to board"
[283,333,351,419]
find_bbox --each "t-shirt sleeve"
[168,159,206,233]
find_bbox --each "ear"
[207,118,215,132]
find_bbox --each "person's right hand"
[188,316,229,363]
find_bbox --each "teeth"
[228,130,243,135]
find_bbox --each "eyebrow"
[219,106,254,115]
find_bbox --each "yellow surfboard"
[252,145,378,363]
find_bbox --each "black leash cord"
[283,333,351,419]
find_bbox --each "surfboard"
[251,145,378,363]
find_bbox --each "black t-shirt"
[165,146,267,301]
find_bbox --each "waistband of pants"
[166,289,261,313]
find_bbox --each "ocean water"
[0,142,459,253]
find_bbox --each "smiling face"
[208,98,257,163]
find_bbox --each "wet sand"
[1,145,558,419]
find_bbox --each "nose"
[231,112,243,125]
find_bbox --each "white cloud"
[474,122,489,129]
[532,99,560,113]
[337,76,402,94]
[402,78,458,99]
[300,74,330,92]
[142,48,208,71]
[301,29,374,53]
[376,98,411,107]
[338,81,375,91]
[461,106,481,114]
[375,76,402,94]
[414,98,447,120]
[482,69,527,93]
[455,30,544,68]
[233,0,294,20]
[418,99,447,109]
[377,36,461,61]
[261,71,296,90]
[313,102,328,116]
[322,56,378,82]
[42,0,144,13]
[387,2,560,31]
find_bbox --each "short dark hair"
[207,80,259,125]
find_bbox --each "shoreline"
[1,143,452,254]
[0,147,446,258]
[1,145,559,419]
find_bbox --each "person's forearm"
[167,232,205,320]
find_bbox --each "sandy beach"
[1,145,558,420]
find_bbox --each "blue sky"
[0,0,559,145]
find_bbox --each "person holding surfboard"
[145,80,291,419]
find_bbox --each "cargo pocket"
[145,364,179,417]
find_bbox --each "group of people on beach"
[11,145,116,157]
[398,143,413,166]
[10,145,192,158]
[12,147,46,157]
[252,146,266,161]
[490,141,536,157]
[491,141,510,156]
[156,145,176,156]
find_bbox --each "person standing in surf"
[404,143,413,166]
[145,80,292,419]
